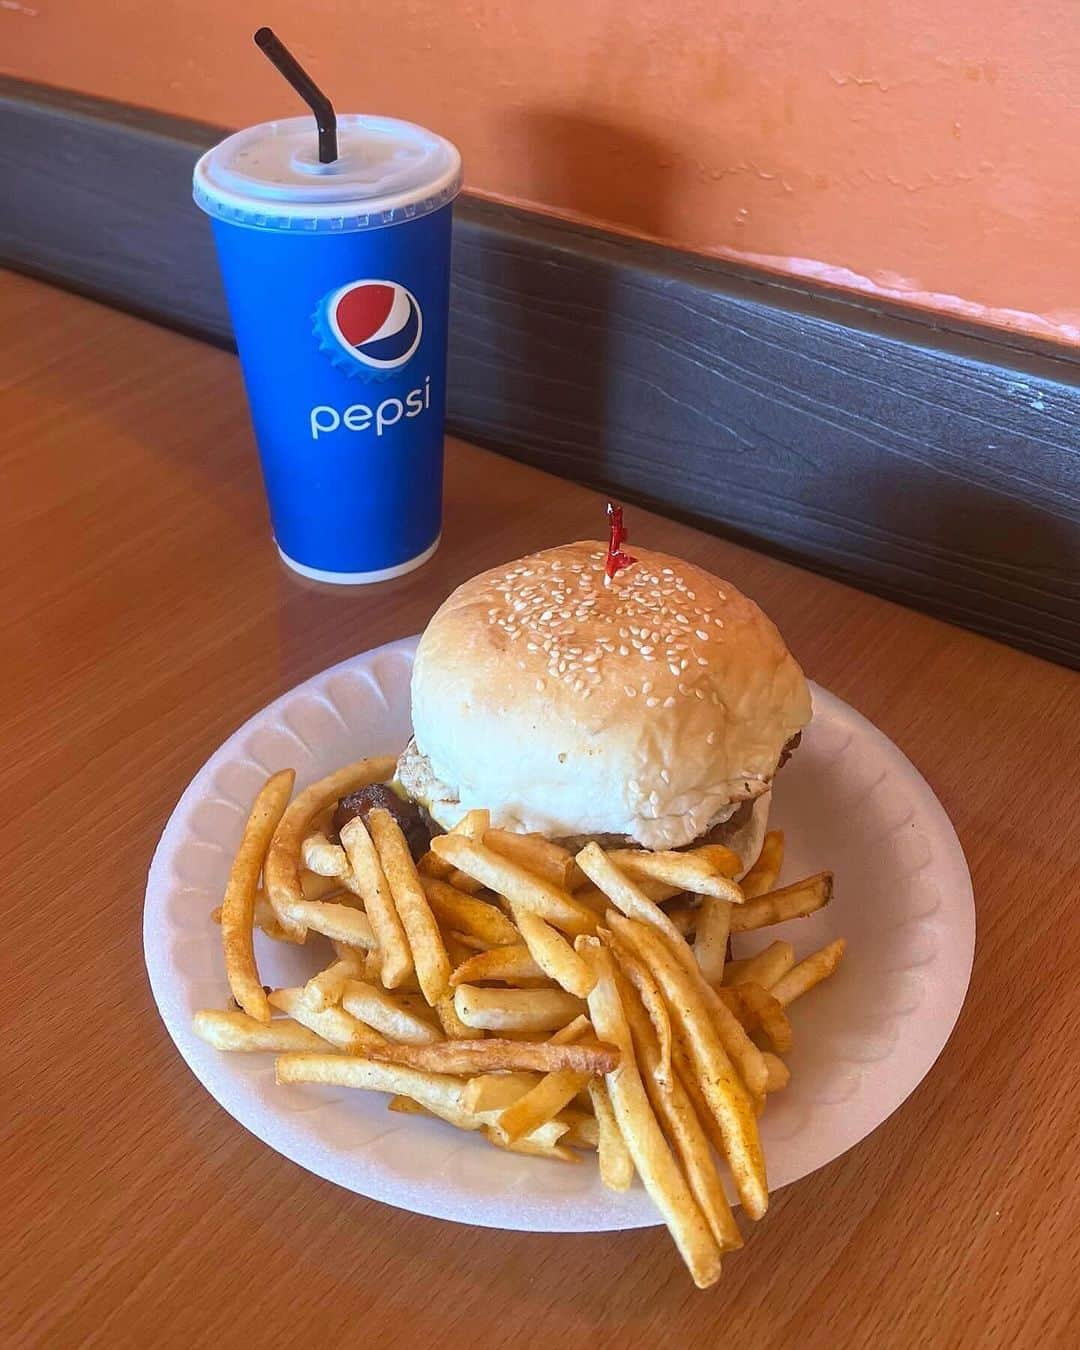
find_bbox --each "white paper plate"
[144,637,974,1232]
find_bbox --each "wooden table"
[5,271,1078,1348]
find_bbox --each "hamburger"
[396,538,810,878]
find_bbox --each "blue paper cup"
[194,116,461,582]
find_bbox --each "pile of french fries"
[196,756,845,1288]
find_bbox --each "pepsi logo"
[325,280,422,371]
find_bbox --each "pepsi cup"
[194,116,462,582]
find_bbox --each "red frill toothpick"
[604,502,637,586]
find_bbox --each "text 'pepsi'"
[193,113,461,579]
[310,376,432,439]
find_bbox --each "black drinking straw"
[254,27,338,164]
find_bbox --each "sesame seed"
[646,696,659,708]
[660,768,670,783]
[694,689,705,700]
[642,680,652,694]
[706,731,716,745]
[619,646,629,657]
[662,696,676,708]
[696,629,709,641]
[535,678,546,691]
[669,663,680,676]
[624,685,636,698]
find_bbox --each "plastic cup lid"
[193,114,462,232]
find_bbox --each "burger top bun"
[406,541,811,850]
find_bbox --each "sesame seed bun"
[399,541,811,852]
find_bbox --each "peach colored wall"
[4,1,1078,344]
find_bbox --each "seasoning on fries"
[191,532,853,1288]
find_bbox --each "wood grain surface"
[4,272,1079,1349]
[4,76,1078,669]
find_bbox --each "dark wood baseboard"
[3,76,1077,666]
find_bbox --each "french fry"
[577,843,767,1097]
[300,832,349,877]
[452,808,491,839]
[694,896,732,984]
[605,849,744,902]
[366,1037,619,1076]
[434,990,484,1041]
[212,894,293,943]
[431,835,598,936]
[506,900,594,999]
[447,869,486,894]
[482,1010,593,1135]
[559,1108,599,1150]
[454,985,586,1033]
[268,987,389,1054]
[731,982,793,1054]
[275,1054,478,1129]
[340,814,414,988]
[740,830,784,898]
[341,980,444,1045]
[575,843,690,951]
[574,876,682,910]
[220,768,295,1021]
[420,878,521,948]
[605,936,673,1091]
[762,1052,791,1093]
[387,1094,433,1116]
[580,938,723,1289]
[723,940,795,990]
[449,944,547,987]
[548,1013,592,1045]
[417,849,454,881]
[729,872,833,933]
[688,843,743,878]
[486,1128,578,1163]
[281,899,376,949]
[665,902,698,938]
[446,931,494,953]
[671,1038,729,1161]
[331,938,368,961]
[495,1067,593,1142]
[770,939,846,1006]
[609,957,742,1253]
[463,1073,540,1113]
[608,915,768,1221]
[302,950,366,1012]
[265,756,395,940]
[192,1010,328,1052]
[589,1079,633,1189]
[369,808,451,1005]
[485,829,579,890]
